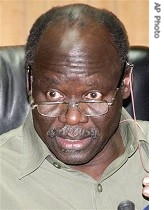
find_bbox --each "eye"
[84,91,102,100]
[47,90,64,101]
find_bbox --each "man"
[0,3,149,209]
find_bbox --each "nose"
[58,105,88,126]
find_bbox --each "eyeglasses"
[31,88,119,117]
[31,61,134,118]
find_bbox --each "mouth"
[56,136,92,150]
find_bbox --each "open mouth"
[56,136,92,150]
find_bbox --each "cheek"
[92,106,122,139]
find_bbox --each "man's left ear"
[121,70,132,99]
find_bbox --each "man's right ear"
[26,65,33,104]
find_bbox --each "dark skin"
[31,20,131,181]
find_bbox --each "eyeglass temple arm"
[116,60,134,88]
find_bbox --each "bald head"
[25,3,129,70]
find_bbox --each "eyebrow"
[39,76,60,86]
[85,79,99,87]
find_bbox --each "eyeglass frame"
[31,61,134,117]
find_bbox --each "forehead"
[35,19,119,62]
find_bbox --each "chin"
[55,150,92,166]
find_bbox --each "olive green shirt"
[0,108,149,210]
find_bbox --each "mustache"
[47,125,99,140]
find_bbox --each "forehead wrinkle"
[39,57,104,69]
[36,62,104,79]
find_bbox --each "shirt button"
[97,183,103,192]
[53,162,61,169]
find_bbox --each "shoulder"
[0,125,23,150]
[137,120,149,128]
[0,126,24,186]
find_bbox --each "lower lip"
[56,137,91,150]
